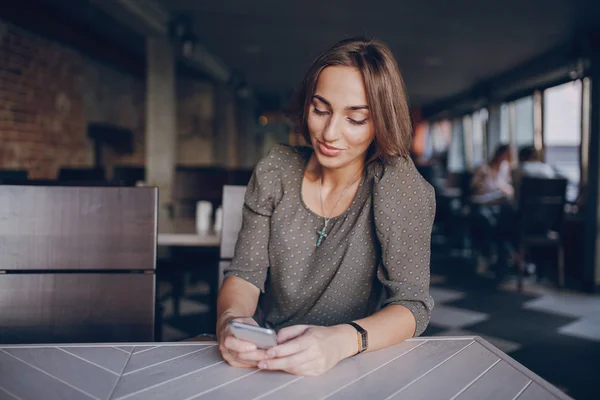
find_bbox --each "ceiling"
[36,0,600,109]
[159,0,600,108]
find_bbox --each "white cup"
[196,201,212,233]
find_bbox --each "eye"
[348,118,368,126]
[312,108,329,116]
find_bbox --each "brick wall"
[0,17,259,180]
[84,57,145,175]
[0,18,90,179]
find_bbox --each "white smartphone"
[228,321,278,349]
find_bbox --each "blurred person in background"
[512,146,557,201]
[470,144,516,282]
[471,144,514,204]
[216,37,435,376]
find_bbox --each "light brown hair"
[285,37,412,163]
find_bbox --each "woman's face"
[307,66,376,171]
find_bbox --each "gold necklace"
[316,171,363,247]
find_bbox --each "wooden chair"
[0,169,28,184]
[218,185,247,289]
[57,167,106,183]
[516,177,568,291]
[0,185,157,343]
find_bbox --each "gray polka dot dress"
[224,144,436,336]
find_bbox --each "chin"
[314,152,355,170]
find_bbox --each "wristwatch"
[347,322,368,354]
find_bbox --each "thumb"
[277,325,309,344]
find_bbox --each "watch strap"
[347,321,368,354]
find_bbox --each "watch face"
[359,331,368,352]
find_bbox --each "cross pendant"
[316,226,327,247]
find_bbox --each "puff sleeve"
[223,145,285,292]
[372,157,436,336]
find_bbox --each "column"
[213,85,239,168]
[583,49,600,293]
[146,37,176,220]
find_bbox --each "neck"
[319,158,365,191]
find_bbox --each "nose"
[322,113,342,143]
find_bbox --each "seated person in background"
[469,144,515,281]
[471,144,514,205]
[512,146,557,203]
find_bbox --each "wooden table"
[0,337,570,399]
[158,218,221,247]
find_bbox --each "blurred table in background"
[157,218,221,332]
[158,218,220,247]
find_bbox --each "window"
[448,118,465,172]
[471,109,488,167]
[513,95,535,148]
[543,80,582,202]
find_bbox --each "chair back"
[0,169,28,184]
[519,177,567,238]
[58,167,106,183]
[218,185,247,287]
[0,185,157,343]
[113,166,145,186]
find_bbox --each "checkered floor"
[159,260,600,400]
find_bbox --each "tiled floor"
[158,258,600,400]
[424,259,600,400]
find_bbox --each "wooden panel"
[124,345,214,374]
[326,339,473,399]
[454,360,530,400]
[254,340,423,400]
[120,356,256,400]
[0,350,92,400]
[205,370,299,400]
[0,186,157,271]
[517,382,559,400]
[4,347,118,399]
[61,346,131,374]
[220,185,246,259]
[111,345,221,399]
[116,346,134,353]
[0,274,155,344]
[132,346,158,354]
[388,341,499,399]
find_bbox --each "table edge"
[473,336,573,400]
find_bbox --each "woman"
[217,37,435,376]
[470,144,514,205]
[469,144,515,281]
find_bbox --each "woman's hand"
[217,314,267,368]
[257,324,357,376]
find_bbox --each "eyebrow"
[313,95,369,111]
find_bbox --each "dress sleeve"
[223,145,285,292]
[372,157,436,336]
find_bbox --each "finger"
[266,335,313,358]
[258,350,314,371]
[276,325,310,344]
[224,354,256,368]
[237,349,267,362]
[221,347,257,368]
[224,336,257,352]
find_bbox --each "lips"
[317,141,344,157]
